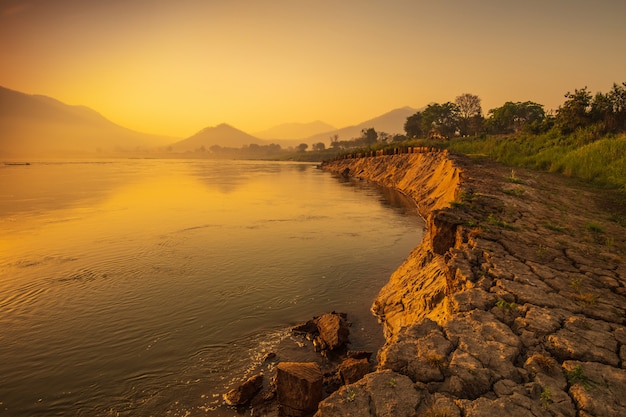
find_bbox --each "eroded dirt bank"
[319,152,626,417]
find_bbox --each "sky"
[1,0,625,138]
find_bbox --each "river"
[0,159,423,416]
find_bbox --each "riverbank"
[319,152,626,416]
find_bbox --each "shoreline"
[318,152,626,416]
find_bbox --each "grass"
[533,354,558,374]
[426,354,448,370]
[540,386,553,409]
[565,365,594,390]
[570,277,598,307]
[496,299,517,310]
[506,169,527,184]
[346,387,357,402]
[542,222,567,233]
[502,187,525,196]
[585,222,605,233]
[446,131,626,190]
[486,213,519,230]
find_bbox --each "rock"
[563,360,626,416]
[223,374,263,406]
[315,370,421,417]
[547,316,619,366]
[276,362,323,416]
[451,287,496,312]
[460,393,545,417]
[346,350,373,361]
[292,320,318,335]
[430,210,460,255]
[338,357,370,384]
[378,318,453,384]
[513,305,568,335]
[443,310,523,386]
[314,313,350,351]
[319,154,626,417]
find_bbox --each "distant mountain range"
[305,106,419,143]
[253,120,336,140]
[0,85,420,157]
[0,86,173,157]
[170,123,266,152]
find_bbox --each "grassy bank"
[445,132,626,189]
[328,130,626,190]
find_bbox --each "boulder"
[314,313,350,351]
[563,360,626,416]
[315,370,421,417]
[338,357,370,384]
[223,374,263,406]
[277,362,323,416]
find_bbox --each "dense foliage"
[406,83,626,189]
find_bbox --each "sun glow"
[1,1,625,137]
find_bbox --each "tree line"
[404,82,626,140]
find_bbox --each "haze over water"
[0,159,423,416]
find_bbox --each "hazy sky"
[2,0,625,137]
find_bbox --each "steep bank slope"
[319,152,626,417]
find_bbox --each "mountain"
[254,120,336,140]
[306,106,420,144]
[170,123,266,152]
[0,86,173,157]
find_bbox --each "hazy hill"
[0,86,173,157]
[170,123,266,152]
[254,120,336,140]
[307,106,419,144]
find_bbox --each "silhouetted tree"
[312,142,326,151]
[556,87,592,134]
[361,128,378,145]
[604,82,626,132]
[404,112,423,138]
[296,143,308,152]
[487,101,545,134]
[455,93,482,136]
[421,102,460,138]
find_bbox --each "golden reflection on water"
[0,160,424,416]
[1,166,278,260]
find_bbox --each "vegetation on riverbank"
[324,83,626,190]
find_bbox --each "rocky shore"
[316,152,626,417]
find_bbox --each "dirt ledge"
[319,152,626,417]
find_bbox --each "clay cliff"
[319,151,626,417]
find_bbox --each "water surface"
[0,159,423,416]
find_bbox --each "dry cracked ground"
[317,154,626,417]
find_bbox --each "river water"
[0,159,423,416]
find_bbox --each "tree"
[487,101,545,134]
[329,134,340,149]
[556,87,592,133]
[455,93,482,136]
[404,112,423,138]
[421,102,460,138]
[312,142,326,151]
[361,128,378,145]
[296,143,308,152]
[606,82,626,132]
[378,132,390,143]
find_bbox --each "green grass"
[446,132,626,190]
[565,365,594,390]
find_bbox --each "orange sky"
[1,0,625,137]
